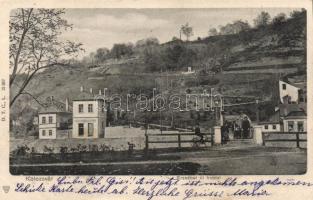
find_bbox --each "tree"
[232,20,250,33]
[9,9,83,107]
[163,44,185,70]
[177,48,197,68]
[219,20,250,35]
[136,37,159,47]
[208,28,218,36]
[290,8,306,19]
[180,23,193,41]
[172,36,180,41]
[272,13,287,26]
[110,43,133,59]
[253,11,271,27]
[94,47,109,63]
[143,46,162,72]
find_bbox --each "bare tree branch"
[9,9,83,107]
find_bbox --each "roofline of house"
[38,111,72,115]
[280,79,306,90]
[72,99,105,101]
[284,116,307,119]
[258,121,280,125]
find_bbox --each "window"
[88,104,93,113]
[297,121,304,132]
[264,125,268,130]
[288,121,294,132]
[42,116,46,124]
[42,130,46,136]
[49,130,52,136]
[88,123,94,136]
[48,116,53,124]
[78,123,84,136]
[79,104,83,113]
[273,125,276,130]
[282,84,286,90]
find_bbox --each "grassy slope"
[11,13,306,127]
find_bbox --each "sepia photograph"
[9,8,307,175]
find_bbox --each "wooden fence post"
[145,134,149,150]
[178,134,181,149]
[296,132,300,148]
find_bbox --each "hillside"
[11,10,307,134]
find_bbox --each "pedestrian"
[242,116,250,139]
[127,142,135,157]
[233,122,239,139]
[195,123,204,143]
[221,124,229,144]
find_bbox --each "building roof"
[259,110,281,124]
[282,76,307,91]
[38,96,72,114]
[72,91,105,101]
[38,111,72,115]
[288,81,306,91]
[258,121,280,125]
[284,110,307,119]
[278,103,307,116]
[74,91,95,100]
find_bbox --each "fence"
[145,132,214,150]
[262,132,307,148]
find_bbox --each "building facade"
[283,111,307,132]
[38,112,72,139]
[259,122,281,132]
[279,80,300,104]
[72,92,106,138]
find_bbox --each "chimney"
[65,98,69,112]
[80,86,84,92]
[90,88,93,94]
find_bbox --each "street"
[11,146,306,175]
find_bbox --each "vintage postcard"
[0,0,312,199]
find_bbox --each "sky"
[60,8,299,57]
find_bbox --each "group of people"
[221,117,251,143]
[195,116,252,144]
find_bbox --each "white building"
[38,111,72,139]
[72,88,107,138]
[259,122,281,132]
[283,111,307,132]
[279,80,302,104]
[258,110,282,133]
[182,67,195,75]
[38,98,72,139]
